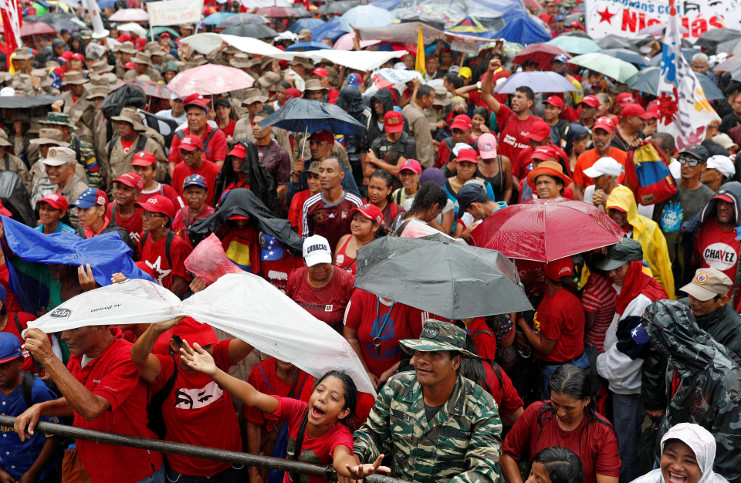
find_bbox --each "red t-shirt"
[513,144,571,180]
[483,362,523,415]
[0,263,23,313]
[694,217,740,287]
[301,192,364,252]
[502,401,620,483]
[285,266,355,329]
[138,231,192,289]
[532,288,585,363]
[172,206,215,235]
[152,340,241,476]
[572,147,627,188]
[222,120,236,138]
[138,183,183,209]
[107,204,144,245]
[496,104,543,162]
[3,311,37,371]
[245,358,314,431]
[219,225,261,274]
[581,273,617,352]
[260,254,304,293]
[120,138,134,154]
[172,160,221,197]
[468,317,496,360]
[169,126,228,165]
[68,331,163,483]
[289,190,312,232]
[343,289,423,377]
[272,396,354,483]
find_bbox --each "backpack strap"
[164,231,174,268]
[14,313,23,335]
[22,370,35,409]
[256,364,280,432]
[3,153,8,172]
[202,128,218,154]
[134,134,148,155]
[149,354,178,414]
[108,136,119,162]
[176,130,186,141]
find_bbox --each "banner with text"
[148,0,204,27]
[585,0,741,43]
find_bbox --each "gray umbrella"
[217,13,269,28]
[355,236,532,319]
[222,23,278,38]
[317,0,359,14]
[596,34,636,50]
[696,28,741,50]
[627,67,724,100]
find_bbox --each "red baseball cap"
[581,95,600,108]
[525,121,552,142]
[544,257,573,281]
[350,204,383,224]
[71,53,84,62]
[545,96,564,109]
[184,93,209,111]
[593,116,615,132]
[61,51,74,61]
[450,114,473,131]
[131,150,157,166]
[621,102,653,120]
[135,195,176,218]
[124,61,135,70]
[179,134,203,151]
[456,148,478,163]
[160,32,171,38]
[311,67,329,78]
[285,88,301,99]
[310,129,334,145]
[36,192,68,211]
[113,172,144,191]
[384,111,404,134]
[530,145,556,161]
[399,159,422,174]
[616,92,635,106]
[227,144,246,158]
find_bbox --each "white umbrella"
[116,22,147,38]
[109,8,149,22]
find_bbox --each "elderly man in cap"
[28,128,82,201]
[169,95,228,176]
[303,78,328,101]
[701,154,736,192]
[10,48,33,74]
[16,321,166,482]
[233,89,269,142]
[107,107,167,183]
[38,112,102,189]
[124,52,162,82]
[40,146,88,227]
[353,320,502,482]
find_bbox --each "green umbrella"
[547,35,601,55]
[31,2,48,16]
[147,26,180,39]
[568,52,639,83]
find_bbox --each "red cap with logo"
[581,95,600,108]
[525,121,552,142]
[530,145,557,161]
[135,195,176,218]
[350,204,383,224]
[384,111,404,133]
[621,102,654,120]
[36,192,68,211]
[131,150,157,166]
[544,257,573,281]
[456,148,478,163]
[184,93,209,110]
[179,134,204,151]
[113,172,144,191]
[616,92,636,106]
[545,96,564,109]
[593,116,615,132]
[227,144,246,158]
[310,129,334,145]
[311,67,329,78]
[450,114,473,131]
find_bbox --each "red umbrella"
[255,6,299,17]
[512,43,571,69]
[469,198,624,262]
[20,22,56,37]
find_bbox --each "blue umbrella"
[259,98,365,135]
[495,72,577,94]
[286,41,332,51]
[600,48,647,67]
[96,0,115,8]
[289,17,325,33]
[339,5,392,33]
[203,12,236,26]
[311,16,346,42]
[547,35,601,55]
[627,67,724,100]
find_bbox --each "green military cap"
[401,320,479,358]
[39,112,76,129]
[594,237,643,272]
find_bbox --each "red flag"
[1,0,22,65]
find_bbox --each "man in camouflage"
[640,300,741,481]
[353,320,502,483]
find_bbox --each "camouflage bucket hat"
[401,320,480,358]
[39,112,75,128]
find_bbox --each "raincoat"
[641,300,741,481]
[607,186,675,299]
[630,423,729,483]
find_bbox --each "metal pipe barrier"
[0,415,406,483]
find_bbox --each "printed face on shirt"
[661,440,702,483]
[410,350,460,388]
[307,375,350,427]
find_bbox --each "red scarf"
[615,260,668,315]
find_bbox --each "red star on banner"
[597,7,615,24]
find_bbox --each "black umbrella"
[217,13,268,28]
[696,28,741,50]
[596,34,636,50]
[716,37,741,56]
[259,97,365,135]
[355,236,532,319]
[601,48,648,67]
[29,12,82,32]
[627,67,724,100]
[317,0,360,14]
[222,23,278,38]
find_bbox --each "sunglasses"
[678,155,705,167]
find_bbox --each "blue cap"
[0,333,22,364]
[553,53,569,63]
[183,174,207,190]
[347,73,362,88]
[457,183,487,214]
[259,232,284,261]
[555,15,565,21]
[72,188,108,209]
[393,105,402,113]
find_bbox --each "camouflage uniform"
[354,321,503,483]
[641,300,741,482]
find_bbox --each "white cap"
[452,143,472,156]
[0,87,14,97]
[583,157,624,179]
[303,235,332,267]
[707,155,736,178]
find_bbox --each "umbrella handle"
[301,126,307,160]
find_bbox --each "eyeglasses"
[678,155,705,167]
[180,150,200,158]
[142,211,165,218]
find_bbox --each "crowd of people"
[0,0,739,482]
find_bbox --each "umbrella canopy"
[512,43,570,69]
[626,67,724,100]
[333,32,381,50]
[168,64,255,96]
[469,199,625,262]
[258,97,365,135]
[696,28,741,50]
[109,8,148,22]
[716,38,741,57]
[339,5,393,33]
[547,35,600,55]
[568,52,639,83]
[600,48,648,67]
[289,17,325,32]
[20,21,55,37]
[715,56,741,74]
[222,23,278,38]
[595,34,636,50]
[204,12,236,26]
[117,22,147,37]
[27,12,79,32]
[115,80,178,100]
[217,13,268,28]
[637,22,689,36]
[495,72,577,94]
[255,6,299,17]
[317,0,359,14]
[286,41,332,51]
[148,26,180,38]
[355,237,532,319]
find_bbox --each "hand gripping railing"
[0,415,406,482]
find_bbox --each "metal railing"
[0,415,405,482]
